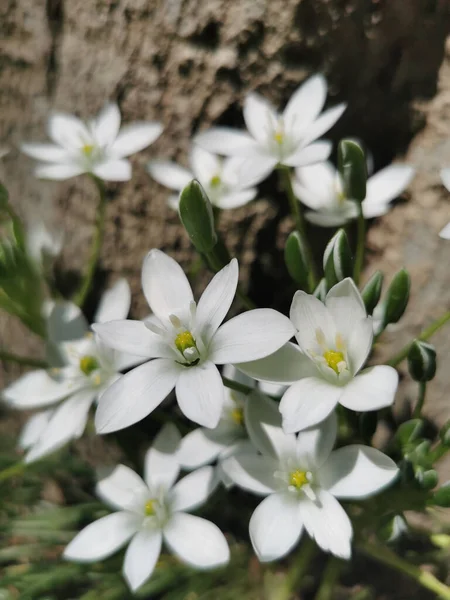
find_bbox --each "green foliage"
[323,229,353,289]
[337,140,367,202]
[284,231,309,289]
[179,180,218,254]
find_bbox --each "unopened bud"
[337,139,367,202]
[323,229,353,289]
[383,269,410,326]
[407,341,437,382]
[284,231,309,290]
[179,180,217,253]
[361,271,383,315]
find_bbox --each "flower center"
[273,131,284,144]
[144,499,157,516]
[82,144,95,157]
[174,330,200,364]
[289,470,308,489]
[210,174,221,188]
[231,407,244,426]
[323,350,345,374]
[79,355,99,376]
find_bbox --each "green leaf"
[284,231,309,289]
[323,229,353,289]
[440,420,450,447]
[429,482,450,506]
[408,340,437,382]
[313,278,327,302]
[361,270,383,315]
[383,268,410,326]
[395,419,424,447]
[179,180,218,254]
[337,139,367,202]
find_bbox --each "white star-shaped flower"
[5,279,141,462]
[237,278,399,433]
[439,168,450,239]
[21,104,163,181]
[293,161,415,227]
[93,250,294,432]
[194,75,346,186]
[148,146,257,210]
[222,393,399,561]
[64,424,229,592]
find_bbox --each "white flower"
[4,279,141,462]
[439,168,450,239]
[222,393,399,561]
[93,250,294,432]
[194,75,346,186]
[21,104,163,181]
[237,278,399,433]
[293,161,415,227]
[148,146,257,210]
[64,424,229,592]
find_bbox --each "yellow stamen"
[175,330,196,354]
[82,144,94,156]
[145,499,156,516]
[273,131,284,144]
[79,355,99,376]
[289,470,308,489]
[231,407,244,426]
[323,350,345,374]
[210,174,221,188]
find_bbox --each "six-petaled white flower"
[5,280,141,462]
[194,75,346,187]
[439,168,450,239]
[21,103,163,181]
[148,146,257,210]
[222,393,399,561]
[93,250,294,432]
[293,161,415,227]
[237,278,399,433]
[64,424,229,592]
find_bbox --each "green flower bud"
[323,229,353,289]
[406,439,431,466]
[361,270,383,315]
[284,231,309,290]
[179,180,217,254]
[395,419,424,448]
[383,269,410,326]
[313,278,327,302]
[407,341,437,382]
[337,139,367,202]
[414,466,438,490]
[430,482,450,507]
[359,411,378,443]
[378,513,408,543]
[440,420,450,447]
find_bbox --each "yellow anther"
[82,144,94,156]
[145,499,156,516]
[323,350,345,374]
[79,355,99,376]
[175,330,196,354]
[231,407,244,426]
[210,175,221,188]
[273,131,284,144]
[289,470,308,489]
[93,374,102,387]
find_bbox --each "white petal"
[339,366,398,412]
[295,412,337,470]
[223,364,255,389]
[18,410,53,449]
[176,362,224,428]
[123,529,162,592]
[196,259,238,344]
[440,168,450,192]
[92,103,121,147]
[365,165,414,206]
[362,202,391,219]
[141,249,193,323]
[235,154,278,187]
[346,318,373,375]
[279,377,341,433]
[3,369,79,409]
[63,512,140,562]
[243,93,278,144]
[164,513,229,569]
[190,146,221,182]
[194,128,255,156]
[299,489,352,559]
[34,162,86,180]
[302,104,347,145]
[249,493,303,562]
[210,309,295,364]
[92,159,131,181]
[167,193,180,210]
[283,141,332,168]
[47,301,88,344]
[110,122,163,157]
[21,143,71,163]
[220,454,277,495]
[318,445,399,499]
[95,358,179,434]
[47,112,90,149]
[258,381,287,397]
[147,160,193,191]
[283,74,327,134]
[293,161,337,208]
[25,390,95,463]
[305,210,354,227]
[439,221,450,240]
[325,278,368,351]
[94,279,131,324]
[92,320,172,359]
[236,342,315,385]
[215,189,257,209]
[290,290,336,352]
[144,422,181,491]
[177,428,229,470]
[96,464,149,511]
[170,466,217,512]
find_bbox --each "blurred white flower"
[222,394,399,561]
[5,279,141,462]
[93,250,294,433]
[64,424,229,592]
[237,279,398,433]
[194,75,346,186]
[21,104,163,181]
[26,219,63,267]
[293,161,415,227]
[439,168,450,239]
[148,146,257,210]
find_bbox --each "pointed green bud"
[378,514,408,543]
[179,180,218,253]
[323,229,353,289]
[284,231,309,289]
[361,270,383,315]
[415,466,438,490]
[440,420,450,447]
[406,439,431,466]
[359,411,378,443]
[337,139,367,202]
[395,419,424,448]
[382,269,410,326]
[429,482,450,507]
[407,341,437,382]
[313,278,327,302]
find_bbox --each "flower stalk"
[314,557,344,600]
[413,382,427,419]
[353,201,366,284]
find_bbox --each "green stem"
[0,461,26,483]
[276,538,317,600]
[0,350,47,369]
[279,166,318,291]
[222,376,253,395]
[387,310,450,367]
[314,557,344,600]
[413,381,427,419]
[74,176,107,307]
[353,202,366,284]
[358,541,450,599]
